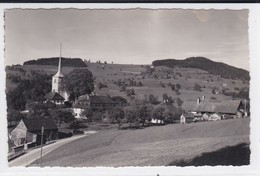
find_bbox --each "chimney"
[202,95,205,100]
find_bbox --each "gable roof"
[23,118,58,131]
[90,96,117,104]
[182,99,242,114]
[45,92,65,101]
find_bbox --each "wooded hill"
[152,57,250,81]
[23,57,87,67]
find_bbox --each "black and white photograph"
[2,5,258,171]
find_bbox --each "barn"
[10,118,58,147]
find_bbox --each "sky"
[4,9,249,70]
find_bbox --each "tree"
[176,83,181,90]
[126,89,135,96]
[111,96,128,107]
[194,83,202,91]
[80,107,93,120]
[108,107,125,128]
[138,104,153,126]
[148,94,160,105]
[97,82,108,90]
[50,109,75,127]
[162,93,169,102]
[120,85,126,92]
[152,107,166,123]
[124,106,139,128]
[92,111,104,123]
[7,109,25,125]
[176,97,183,106]
[171,84,176,91]
[64,69,94,101]
[6,72,52,111]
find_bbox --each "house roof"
[23,118,58,132]
[45,92,65,101]
[90,95,117,104]
[182,99,242,114]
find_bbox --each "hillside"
[6,60,249,104]
[32,118,250,167]
[152,57,250,81]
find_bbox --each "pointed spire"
[58,43,62,73]
[54,43,64,77]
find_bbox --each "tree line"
[23,57,87,67]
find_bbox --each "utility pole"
[40,125,44,167]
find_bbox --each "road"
[9,132,96,167]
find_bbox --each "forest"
[23,57,87,67]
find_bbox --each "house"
[10,118,58,147]
[90,95,118,110]
[180,113,195,124]
[181,99,244,118]
[44,91,65,105]
[72,95,90,119]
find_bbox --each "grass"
[32,118,250,167]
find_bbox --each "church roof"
[45,92,65,101]
[53,71,64,77]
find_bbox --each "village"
[7,54,250,165]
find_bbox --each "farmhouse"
[10,118,58,147]
[72,94,118,118]
[182,99,244,119]
[90,95,118,110]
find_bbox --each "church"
[44,48,69,104]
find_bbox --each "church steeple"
[50,44,69,102]
[53,44,64,78]
[52,44,64,93]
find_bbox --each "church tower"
[52,44,69,101]
[52,45,64,93]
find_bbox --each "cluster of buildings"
[9,55,118,152]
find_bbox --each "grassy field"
[33,118,250,167]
